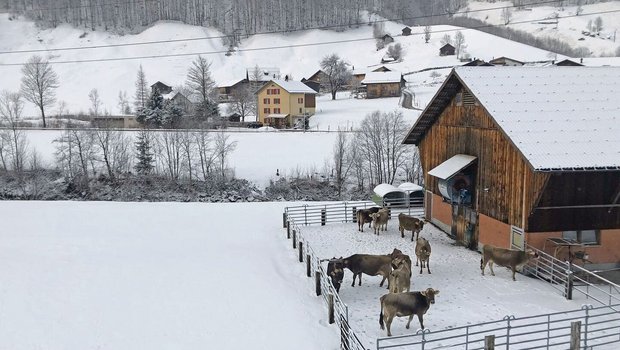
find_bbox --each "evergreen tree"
[163,100,184,128]
[134,65,148,113]
[137,88,166,128]
[134,129,154,175]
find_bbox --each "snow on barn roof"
[397,182,424,192]
[268,80,317,94]
[405,66,620,171]
[361,71,402,84]
[373,183,406,198]
[457,66,620,171]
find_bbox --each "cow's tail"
[379,296,385,330]
[480,258,484,271]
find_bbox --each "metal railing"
[284,199,424,227]
[284,214,366,350]
[377,303,620,350]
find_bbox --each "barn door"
[452,204,478,249]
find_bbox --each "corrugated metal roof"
[428,154,477,180]
[361,71,402,84]
[455,66,620,171]
[373,184,405,197]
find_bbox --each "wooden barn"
[439,43,455,56]
[403,66,620,267]
[361,71,405,98]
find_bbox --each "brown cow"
[342,254,392,288]
[379,288,440,336]
[415,237,431,274]
[356,207,380,232]
[480,244,538,281]
[398,213,425,241]
[389,248,412,277]
[326,258,344,293]
[388,258,411,293]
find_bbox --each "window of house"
[274,98,280,104]
[266,89,271,95]
[562,230,600,245]
[455,92,463,106]
[264,108,270,114]
[275,88,280,94]
[299,108,302,113]
[274,108,281,114]
[298,97,303,104]
[263,98,270,104]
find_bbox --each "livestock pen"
[282,201,620,350]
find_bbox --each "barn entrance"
[428,154,478,249]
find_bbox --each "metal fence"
[377,303,620,350]
[284,214,366,350]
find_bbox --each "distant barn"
[439,44,455,56]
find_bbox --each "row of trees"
[330,110,422,198]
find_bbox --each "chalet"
[402,27,412,36]
[301,70,326,91]
[218,78,249,101]
[256,80,317,129]
[488,56,524,66]
[165,91,196,115]
[403,66,620,266]
[151,81,172,95]
[382,34,394,44]
[439,44,455,56]
[372,66,393,72]
[361,71,405,98]
[555,59,584,66]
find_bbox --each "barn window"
[455,92,462,106]
[562,230,600,245]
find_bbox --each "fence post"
[282,212,287,228]
[344,202,348,223]
[304,205,308,226]
[287,221,291,239]
[298,241,304,263]
[352,207,357,223]
[328,293,335,324]
[292,229,297,249]
[503,315,515,348]
[484,335,495,350]
[387,207,392,219]
[582,304,593,348]
[321,209,326,226]
[566,263,574,300]
[315,271,322,296]
[306,255,311,277]
[570,321,581,350]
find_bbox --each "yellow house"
[256,80,317,128]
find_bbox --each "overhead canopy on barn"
[428,154,477,180]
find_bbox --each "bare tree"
[214,131,237,180]
[187,55,218,124]
[193,129,217,180]
[88,88,102,117]
[332,129,354,198]
[320,53,352,100]
[440,34,452,46]
[93,126,130,181]
[594,16,603,33]
[387,43,404,60]
[454,31,467,58]
[180,131,196,183]
[118,90,131,114]
[424,25,431,43]
[501,7,513,25]
[372,22,385,38]
[54,127,95,190]
[0,91,27,172]
[228,85,256,122]
[157,131,183,181]
[20,55,59,128]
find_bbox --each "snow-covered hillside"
[4,2,619,117]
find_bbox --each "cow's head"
[390,248,404,259]
[421,288,440,304]
[327,257,344,293]
[415,220,425,232]
[369,213,379,220]
[526,249,539,260]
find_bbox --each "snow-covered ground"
[0,201,340,350]
[301,220,599,349]
[5,2,619,117]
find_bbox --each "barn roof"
[397,182,424,192]
[403,66,620,172]
[373,184,406,198]
[361,71,402,84]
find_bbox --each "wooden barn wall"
[418,93,548,229]
[528,172,620,231]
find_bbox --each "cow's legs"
[480,258,488,276]
[358,273,362,286]
[417,313,425,329]
[406,314,414,329]
[385,313,394,336]
[426,259,431,274]
[380,274,387,288]
[511,267,517,281]
[400,226,404,238]
[489,261,495,276]
[351,272,357,287]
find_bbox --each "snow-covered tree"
[134,65,148,112]
[186,55,218,125]
[88,88,101,117]
[137,88,166,128]
[228,85,256,123]
[501,7,513,25]
[320,53,352,100]
[440,34,453,46]
[118,91,131,114]
[454,31,467,58]
[424,26,431,43]
[594,16,603,32]
[20,55,59,128]
[0,91,27,172]
[387,43,404,60]
[134,129,154,175]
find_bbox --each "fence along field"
[282,201,620,350]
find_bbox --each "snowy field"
[0,201,340,350]
[301,220,592,349]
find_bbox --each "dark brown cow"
[379,288,440,336]
[480,244,538,281]
[342,254,392,288]
[326,257,344,293]
[356,207,380,232]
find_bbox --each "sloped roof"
[261,80,317,94]
[361,71,402,84]
[373,184,405,197]
[403,66,620,171]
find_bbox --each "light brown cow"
[415,237,431,274]
[398,213,425,241]
[379,288,440,336]
[389,258,411,293]
[389,248,412,277]
[370,208,389,235]
[342,254,392,288]
[480,244,538,281]
[356,207,380,232]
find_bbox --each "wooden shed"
[361,71,405,98]
[402,27,412,36]
[439,44,455,56]
[403,66,620,266]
